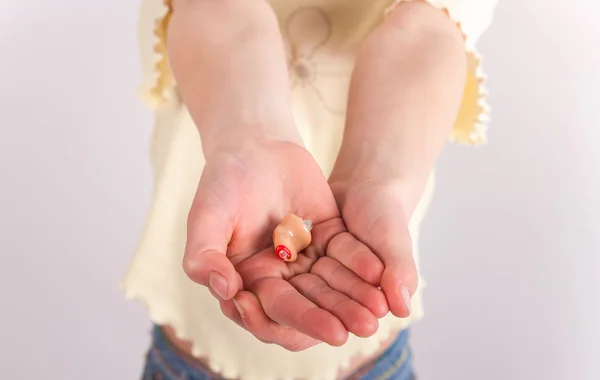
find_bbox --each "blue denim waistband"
[142,326,414,380]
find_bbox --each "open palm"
[183,140,388,351]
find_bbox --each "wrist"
[202,125,304,163]
[330,150,431,219]
[168,0,304,162]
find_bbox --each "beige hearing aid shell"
[273,214,312,262]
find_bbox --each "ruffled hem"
[122,277,425,380]
[385,0,491,146]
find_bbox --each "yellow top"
[124,1,498,379]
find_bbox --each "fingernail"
[400,285,412,315]
[232,298,246,318]
[208,271,228,300]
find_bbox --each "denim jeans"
[142,326,415,380]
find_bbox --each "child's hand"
[183,138,388,351]
[328,177,417,319]
[323,1,468,319]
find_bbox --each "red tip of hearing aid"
[276,245,292,261]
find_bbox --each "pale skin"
[165,0,466,372]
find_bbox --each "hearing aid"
[273,214,312,262]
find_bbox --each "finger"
[310,256,389,318]
[252,278,349,346]
[326,232,385,286]
[183,193,241,300]
[221,291,320,351]
[290,273,379,338]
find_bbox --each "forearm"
[331,2,466,215]
[167,0,301,158]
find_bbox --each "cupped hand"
[328,178,417,319]
[183,139,388,351]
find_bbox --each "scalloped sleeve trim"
[137,0,175,109]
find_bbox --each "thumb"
[183,195,241,301]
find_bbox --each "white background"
[0,0,598,379]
